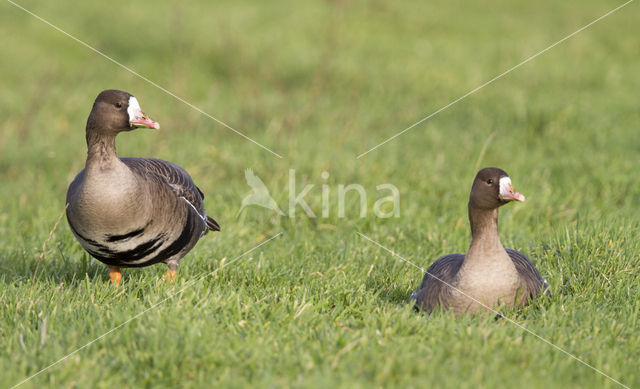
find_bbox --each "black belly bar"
[68,210,200,268]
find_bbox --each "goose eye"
[115,102,123,109]
[486,178,493,185]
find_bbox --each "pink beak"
[501,184,526,202]
[130,109,160,130]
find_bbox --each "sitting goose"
[66,90,220,286]
[411,167,547,314]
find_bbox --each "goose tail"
[206,216,221,232]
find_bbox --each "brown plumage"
[66,90,220,285]
[411,167,548,314]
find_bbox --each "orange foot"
[109,267,122,287]
[164,269,177,283]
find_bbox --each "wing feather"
[412,253,464,312]
[506,248,549,299]
[122,158,220,232]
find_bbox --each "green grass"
[1,0,639,387]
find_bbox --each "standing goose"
[411,167,547,314]
[66,89,220,286]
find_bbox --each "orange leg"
[164,269,177,283]
[109,267,122,287]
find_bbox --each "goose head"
[86,89,160,136]
[469,167,525,210]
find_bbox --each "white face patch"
[127,96,141,122]
[499,176,513,197]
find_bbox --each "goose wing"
[506,248,548,298]
[122,158,220,231]
[411,253,464,312]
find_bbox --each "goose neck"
[468,204,502,252]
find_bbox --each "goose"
[66,89,220,286]
[411,167,548,314]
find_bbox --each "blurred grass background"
[1,0,639,387]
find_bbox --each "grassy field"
[1,0,639,387]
